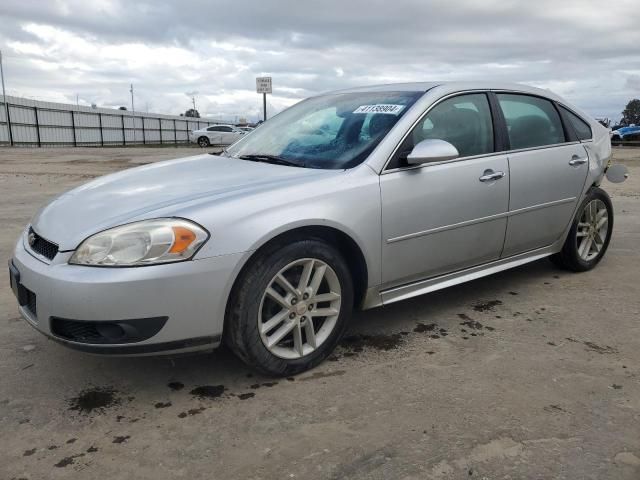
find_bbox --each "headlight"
[69,218,209,267]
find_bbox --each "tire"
[197,136,210,147]
[225,238,354,376]
[551,187,614,272]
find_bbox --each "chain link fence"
[0,95,217,147]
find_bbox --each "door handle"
[569,155,588,166]
[479,170,505,182]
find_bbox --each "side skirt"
[362,245,558,309]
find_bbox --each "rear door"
[380,92,510,286]
[206,126,222,144]
[496,93,589,257]
[220,126,235,144]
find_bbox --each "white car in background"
[190,125,245,147]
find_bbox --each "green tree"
[621,99,640,125]
[184,108,200,118]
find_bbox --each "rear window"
[497,94,565,150]
[560,106,592,141]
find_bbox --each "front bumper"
[10,237,245,355]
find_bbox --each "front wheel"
[197,136,210,147]
[551,187,614,272]
[225,239,354,376]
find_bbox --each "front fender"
[179,165,383,288]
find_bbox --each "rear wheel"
[197,136,210,147]
[225,239,353,376]
[551,187,613,272]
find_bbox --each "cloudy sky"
[0,0,638,122]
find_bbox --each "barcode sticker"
[353,104,405,115]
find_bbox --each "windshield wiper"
[238,154,305,168]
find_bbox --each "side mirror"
[406,139,459,165]
[605,164,629,183]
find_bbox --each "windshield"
[225,91,423,169]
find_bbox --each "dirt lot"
[1,146,639,480]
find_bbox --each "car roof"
[325,81,562,101]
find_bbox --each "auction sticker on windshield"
[353,104,405,115]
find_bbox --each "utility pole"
[76,94,79,107]
[192,96,196,112]
[0,49,12,146]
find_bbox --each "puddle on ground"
[189,385,225,399]
[54,453,84,468]
[414,323,437,333]
[566,337,618,354]
[167,381,185,391]
[68,387,121,415]
[250,382,279,389]
[178,407,205,418]
[473,300,503,312]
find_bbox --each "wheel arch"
[224,224,370,322]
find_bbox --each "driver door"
[380,92,509,286]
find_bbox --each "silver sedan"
[9,82,625,376]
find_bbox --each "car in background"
[611,125,640,142]
[190,125,245,147]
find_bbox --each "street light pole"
[130,83,136,143]
[0,49,13,146]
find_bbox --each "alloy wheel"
[258,258,342,359]
[576,199,609,261]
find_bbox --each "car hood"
[31,154,337,251]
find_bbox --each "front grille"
[25,287,37,318]
[51,319,103,343]
[28,227,59,261]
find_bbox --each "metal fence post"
[173,119,177,146]
[98,112,104,146]
[159,118,162,145]
[34,106,41,147]
[121,114,126,145]
[142,117,146,145]
[71,110,77,147]
[4,101,13,146]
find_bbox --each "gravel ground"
[0,146,639,480]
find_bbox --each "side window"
[220,126,233,132]
[560,106,592,141]
[410,93,494,159]
[207,126,220,132]
[497,94,565,149]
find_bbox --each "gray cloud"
[1,0,638,121]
